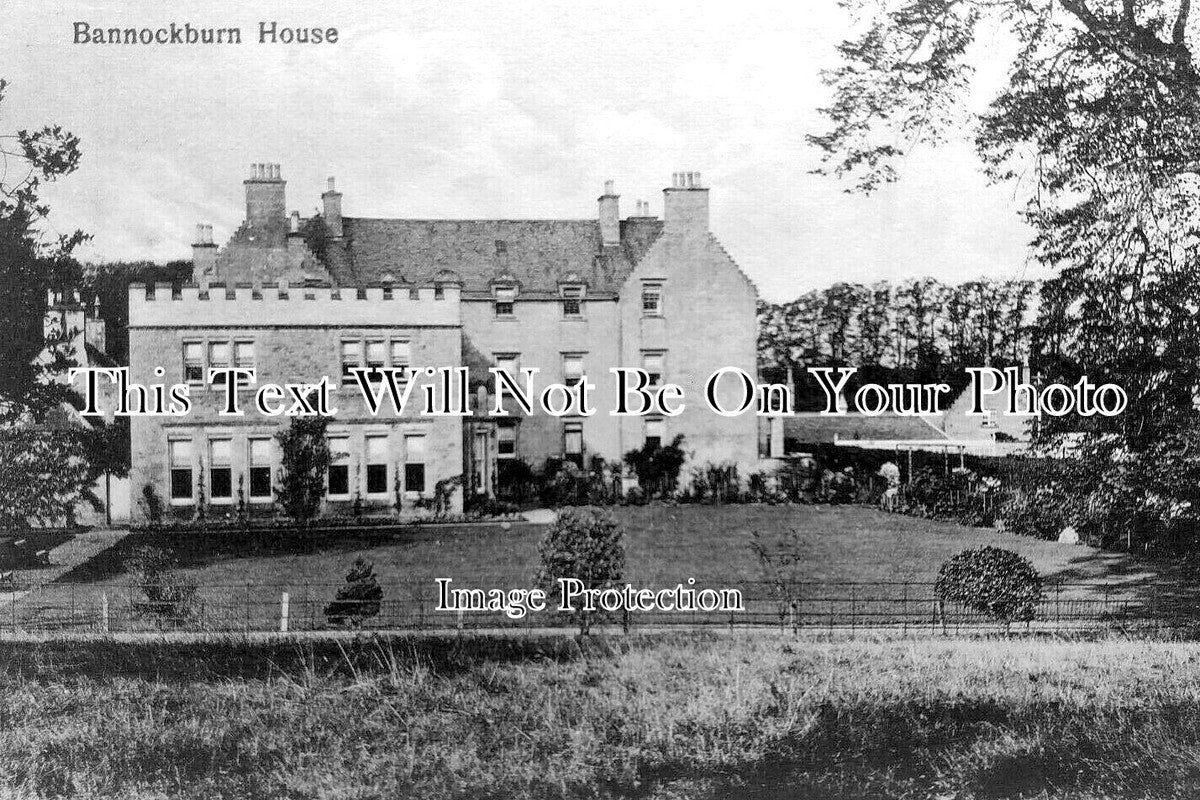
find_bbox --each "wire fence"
[2,579,1197,635]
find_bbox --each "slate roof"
[784,413,948,445]
[324,217,664,297]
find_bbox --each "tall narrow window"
[365,435,389,496]
[233,341,255,390]
[497,421,517,459]
[168,439,194,502]
[209,439,232,502]
[645,418,664,448]
[642,352,665,387]
[328,436,350,498]
[391,340,411,385]
[404,435,426,494]
[494,286,516,317]
[561,285,584,318]
[248,438,272,501]
[234,341,255,377]
[182,342,203,384]
[562,354,584,387]
[641,282,663,316]
[494,353,519,377]
[564,422,584,468]
[340,341,361,386]
[366,341,386,384]
[208,341,231,387]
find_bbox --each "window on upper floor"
[182,342,204,384]
[561,285,584,318]
[208,341,231,387]
[494,353,519,378]
[366,340,386,384]
[562,353,584,387]
[641,282,663,316]
[642,351,665,387]
[340,340,362,386]
[494,286,516,317]
[391,340,412,385]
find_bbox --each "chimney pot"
[290,211,300,233]
[603,179,614,195]
[327,177,336,192]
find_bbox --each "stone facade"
[128,163,760,520]
[127,279,464,523]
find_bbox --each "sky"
[0,0,1044,302]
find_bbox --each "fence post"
[280,592,290,633]
[902,583,909,634]
[850,586,857,638]
[456,607,464,636]
[245,583,251,633]
[100,592,109,634]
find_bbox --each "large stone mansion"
[127,164,759,522]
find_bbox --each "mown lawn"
[54,505,1138,589]
[4,633,1200,798]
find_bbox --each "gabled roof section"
[324,217,664,296]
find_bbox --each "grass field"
[55,505,1147,589]
[4,632,1200,799]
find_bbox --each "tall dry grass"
[1,633,1200,798]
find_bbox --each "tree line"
[757,277,1039,409]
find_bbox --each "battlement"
[129,279,462,329]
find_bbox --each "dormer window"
[494,286,516,317]
[561,285,584,318]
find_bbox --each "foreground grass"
[5,634,1200,798]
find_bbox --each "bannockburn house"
[127,164,759,523]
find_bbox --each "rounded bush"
[934,546,1043,623]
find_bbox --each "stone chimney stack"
[663,170,709,233]
[322,176,343,238]
[598,179,620,247]
[192,223,217,277]
[244,162,286,228]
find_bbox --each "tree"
[935,547,1043,625]
[274,409,331,527]
[0,426,91,529]
[324,557,383,626]
[623,434,687,497]
[0,79,86,403]
[812,0,1200,555]
[537,507,626,635]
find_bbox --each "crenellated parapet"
[129,278,462,328]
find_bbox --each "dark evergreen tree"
[324,558,383,626]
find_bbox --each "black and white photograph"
[2,0,1200,797]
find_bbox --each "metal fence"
[2,579,1195,635]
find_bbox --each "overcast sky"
[0,0,1043,301]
